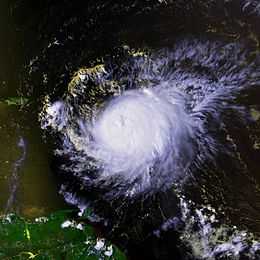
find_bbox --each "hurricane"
[40,37,258,200]
[33,0,260,258]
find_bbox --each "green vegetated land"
[0,97,30,108]
[0,210,126,260]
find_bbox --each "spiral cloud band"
[41,38,260,198]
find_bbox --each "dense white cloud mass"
[90,88,193,189]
